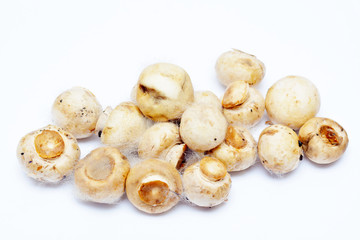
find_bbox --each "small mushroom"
[223,87,265,128]
[194,91,222,111]
[95,106,113,138]
[126,159,183,214]
[135,63,194,121]
[222,80,249,108]
[182,157,231,207]
[209,126,257,172]
[52,87,103,139]
[265,76,321,130]
[258,124,302,175]
[180,104,228,152]
[17,125,80,183]
[215,49,265,86]
[74,147,130,204]
[101,102,151,151]
[299,117,348,164]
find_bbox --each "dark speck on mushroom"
[28,161,32,164]
[298,140,303,147]
[98,130,102,138]
[214,138,217,141]
[60,99,63,103]
[250,109,253,112]
[21,152,24,155]
[299,155,303,161]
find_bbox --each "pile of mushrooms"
[17,49,348,214]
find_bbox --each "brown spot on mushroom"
[200,157,227,182]
[225,126,247,149]
[138,180,170,206]
[319,125,342,146]
[34,130,65,159]
[139,84,166,101]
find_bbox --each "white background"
[1,0,359,239]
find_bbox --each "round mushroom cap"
[74,147,130,204]
[17,125,80,183]
[265,76,321,130]
[209,126,257,172]
[52,87,103,139]
[299,117,348,164]
[258,124,302,175]
[135,63,194,121]
[194,91,222,111]
[126,159,183,214]
[215,49,265,86]
[101,102,151,151]
[180,104,228,152]
[223,87,265,128]
[182,157,231,207]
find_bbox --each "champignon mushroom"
[126,159,183,214]
[17,125,80,183]
[258,124,302,175]
[135,63,194,121]
[101,102,151,151]
[180,104,228,152]
[194,91,222,111]
[265,76,321,130]
[164,143,187,170]
[223,87,265,128]
[215,49,265,86]
[52,87,103,139]
[95,106,113,138]
[298,117,348,164]
[209,125,257,172]
[182,157,231,207]
[74,147,130,204]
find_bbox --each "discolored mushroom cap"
[126,159,183,214]
[182,157,231,207]
[258,124,302,175]
[52,87,103,139]
[17,125,80,183]
[74,147,130,204]
[299,117,348,164]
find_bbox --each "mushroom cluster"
[17,50,348,214]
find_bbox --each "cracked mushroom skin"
[209,126,257,172]
[182,157,231,207]
[299,117,348,164]
[135,63,194,121]
[215,49,265,86]
[126,159,183,214]
[180,104,228,152]
[223,87,265,128]
[265,76,320,130]
[258,125,302,175]
[74,147,130,204]
[52,87,103,139]
[17,125,80,183]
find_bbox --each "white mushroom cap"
[74,147,130,204]
[135,63,194,121]
[209,125,257,172]
[138,122,181,160]
[223,87,265,128]
[95,106,113,138]
[17,125,80,183]
[180,104,228,152]
[299,117,348,164]
[52,87,103,139]
[194,91,222,111]
[215,49,265,86]
[258,124,302,175]
[182,157,231,207]
[126,159,183,214]
[265,76,321,130]
[101,102,151,151]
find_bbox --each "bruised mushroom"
[299,117,348,164]
[126,159,183,214]
[74,147,130,204]
[52,87,102,139]
[17,125,80,183]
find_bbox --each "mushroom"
[135,63,194,121]
[182,157,231,207]
[95,106,113,138]
[223,87,265,128]
[17,125,80,183]
[74,147,130,204]
[180,104,228,152]
[126,159,183,214]
[215,49,265,86]
[194,91,222,111]
[298,117,348,164]
[52,87,103,139]
[101,102,151,151]
[164,143,187,170]
[221,80,249,108]
[265,76,321,130]
[258,124,302,175]
[209,125,257,172]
